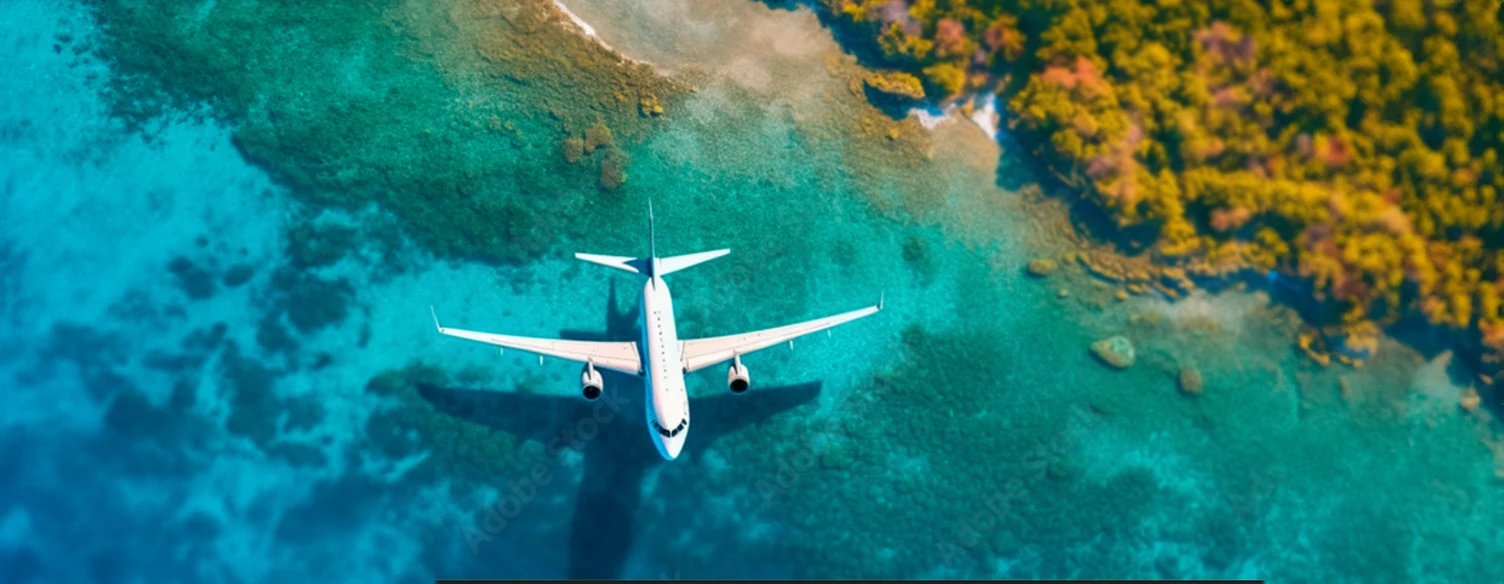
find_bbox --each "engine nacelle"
[727,355,750,394]
[581,362,603,400]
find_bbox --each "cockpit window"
[653,417,688,438]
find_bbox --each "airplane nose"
[663,435,684,460]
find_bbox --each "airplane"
[417,278,824,577]
[429,200,882,460]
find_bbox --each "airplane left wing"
[431,307,642,375]
[680,297,882,373]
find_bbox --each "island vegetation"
[818,0,1504,375]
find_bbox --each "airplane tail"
[647,197,656,271]
[573,198,729,277]
[574,249,729,277]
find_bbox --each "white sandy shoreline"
[552,0,597,38]
[551,0,1004,144]
[552,0,650,65]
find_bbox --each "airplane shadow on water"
[418,278,822,579]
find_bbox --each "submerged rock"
[1178,367,1204,396]
[1090,335,1135,369]
[562,136,586,164]
[583,121,614,153]
[1461,387,1481,413]
[639,95,664,117]
[1026,258,1057,277]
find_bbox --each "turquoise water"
[3,0,1503,582]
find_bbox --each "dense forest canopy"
[829,0,1504,352]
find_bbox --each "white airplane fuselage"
[640,273,689,459]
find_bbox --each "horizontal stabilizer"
[574,249,728,277]
[656,249,730,276]
[575,253,650,275]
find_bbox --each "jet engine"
[727,355,750,394]
[581,362,603,400]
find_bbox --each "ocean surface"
[2,0,1503,582]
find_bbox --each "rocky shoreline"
[1023,232,1500,410]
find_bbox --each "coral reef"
[1178,366,1205,396]
[82,0,689,264]
[562,120,629,191]
[599,147,629,191]
[639,95,665,117]
[706,322,1177,578]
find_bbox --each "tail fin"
[574,198,728,277]
[647,198,656,274]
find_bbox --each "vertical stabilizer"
[646,198,657,277]
[572,197,689,278]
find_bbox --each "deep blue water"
[3,1,1504,582]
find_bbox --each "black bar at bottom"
[438,580,1265,583]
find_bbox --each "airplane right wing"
[679,298,882,373]
[431,308,642,375]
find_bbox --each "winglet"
[430,305,443,332]
[878,291,885,311]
